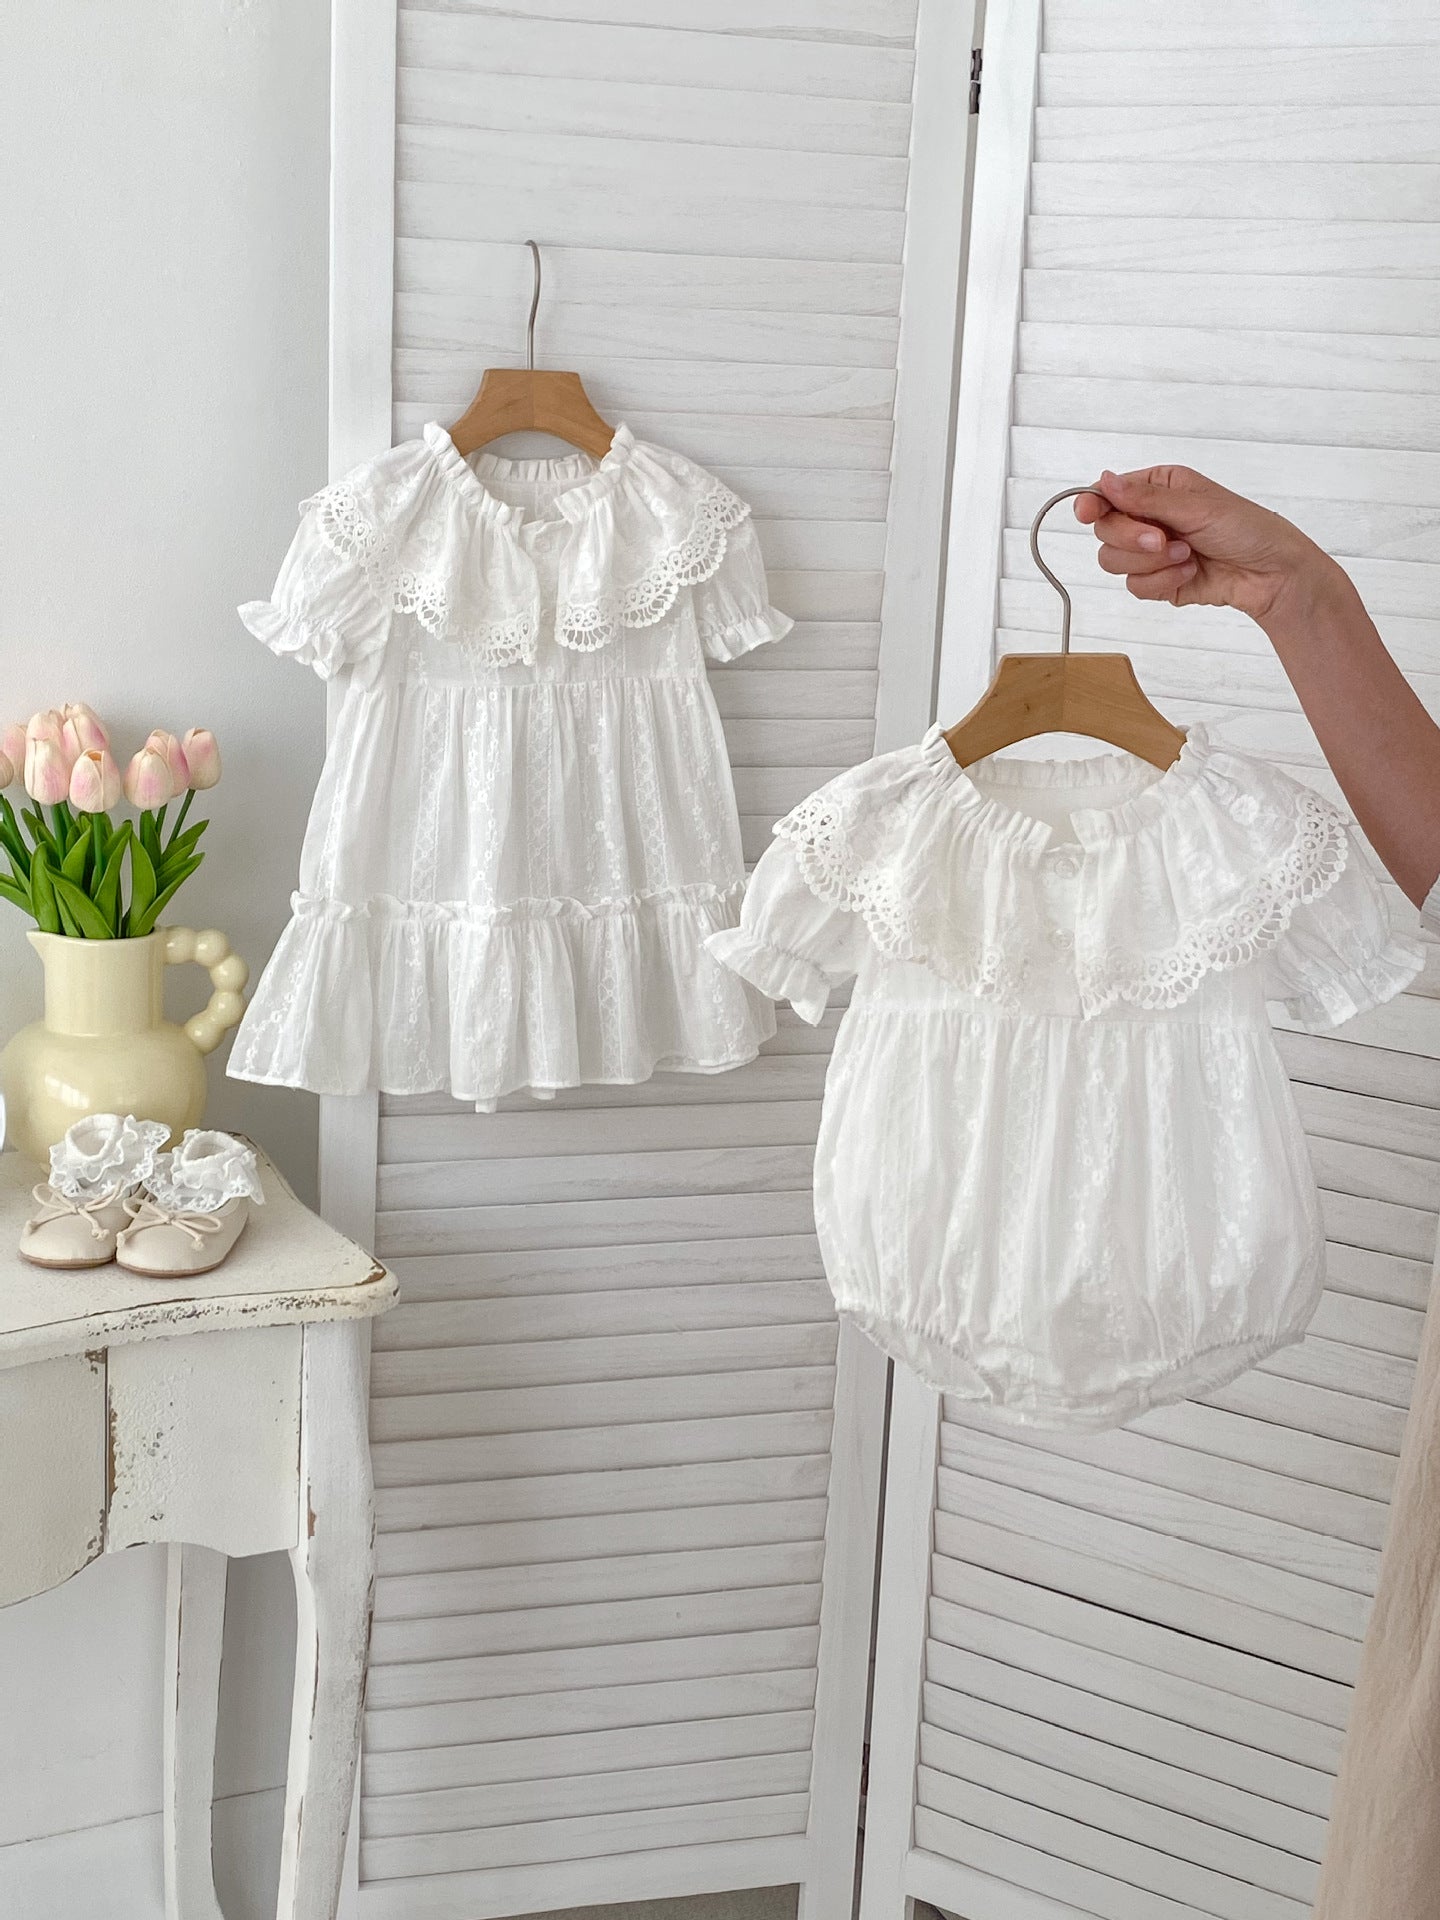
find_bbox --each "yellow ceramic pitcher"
[0,926,247,1161]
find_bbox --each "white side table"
[0,1147,397,1920]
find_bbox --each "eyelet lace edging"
[774,786,1030,1004]
[1076,788,1351,1014]
[556,483,751,652]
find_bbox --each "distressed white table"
[0,1146,397,1920]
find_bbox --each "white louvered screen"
[326,3,978,1915]
[861,4,1440,1918]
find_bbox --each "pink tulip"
[180,728,221,791]
[60,703,109,758]
[144,729,190,798]
[0,749,14,790]
[69,748,123,813]
[26,708,76,769]
[125,747,177,810]
[1,724,25,774]
[25,735,73,805]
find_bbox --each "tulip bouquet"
[0,706,221,939]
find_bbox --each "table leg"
[163,1542,229,1920]
[275,1323,375,1920]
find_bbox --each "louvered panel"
[353,0,969,1909]
[862,5,1440,1917]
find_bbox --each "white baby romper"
[707,724,1425,1430]
[228,424,788,1108]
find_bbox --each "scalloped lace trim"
[1078,790,1350,1012]
[308,479,539,668]
[307,473,748,662]
[775,787,1031,1004]
[556,483,751,651]
[777,781,1355,1015]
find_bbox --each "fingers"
[1122,558,1198,604]
[1095,533,1192,576]
[1091,465,1217,536]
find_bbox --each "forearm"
[1258,552,1440,909]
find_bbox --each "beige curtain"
[1313,1250,1440,1916]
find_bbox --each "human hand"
[1073,465,1334,625]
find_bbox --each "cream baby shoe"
[116,1129,265,1277]
[20,1113,170,1270]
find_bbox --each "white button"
[1051,853,1079,878]
[1049,926,1074,950]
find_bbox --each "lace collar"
[774,724,1352,1015]
[303,424,751,665]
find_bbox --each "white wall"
[0,2,330,1909]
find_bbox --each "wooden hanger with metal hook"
[942,485,1188,770]
[445,240,618,459]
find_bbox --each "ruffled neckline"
[303,427,752,665]
[421,420,640,530]
[917,721,1212,850]
[776,728,1369,1017]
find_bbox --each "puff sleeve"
[239,487,392,681]
[691,515,794,663]
[705,836,869,1024]
[1262,834,1424,1028]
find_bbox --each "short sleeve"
[705,836,869,1023]
[1262,835,1425,1028]
[692,515,794,663]
[238,495,391,681]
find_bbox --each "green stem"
[166,788,195,849]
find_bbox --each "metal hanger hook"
[525,239,542,371]
[1028,484,1104,656]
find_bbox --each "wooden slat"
[363,1749,816,1839]
[360,1791,810,1881]
[369,1581,823,1667]
[362,1707,817,1799]
[923,1633,1334,1813]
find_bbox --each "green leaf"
[0,793,29,869]
[129,856,203,938]
[23,808,56,855]
[129,831,157,929]
[139,809,162,871]
[29,847,60,934]
[91,811,110,867]
[61,817,90,887]
[54,889,81,938]
[93,821,131,935]
[52,872,114,939]
[0,877,33,917]
[159,817,209,881]
[6,848,32,905]
[51,803,73,857]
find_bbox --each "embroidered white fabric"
[706,724,1425,1430]
[50,1113,170,1199]
[146,1129,266,1215]
[230,425,788,1104]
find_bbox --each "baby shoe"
[116,1129,265,1277]
[20,1113,170,1270]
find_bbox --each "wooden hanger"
[445,241,617,460]
[943,486,1187,771]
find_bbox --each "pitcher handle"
[162,927,250,1056]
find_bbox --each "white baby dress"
[228,424,788,1108]
[707,723,1425,1429]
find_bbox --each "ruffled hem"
[702,606,794,663]
[239,598,348,679]
[227,886,776,1103]
[704,927,830,1025]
